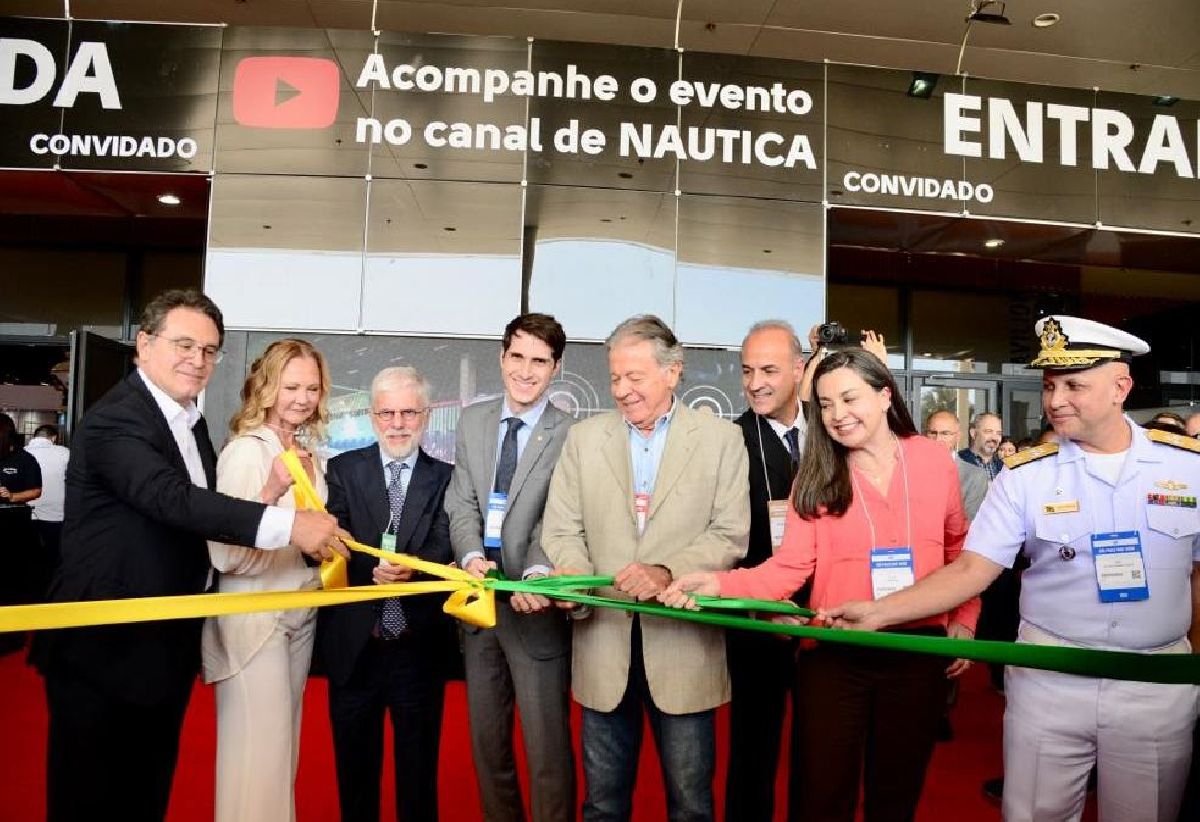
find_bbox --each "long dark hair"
[0,412,16,460]
[791,348,918,519]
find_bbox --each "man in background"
[727,319,805,822]
[924,410,988,521]
[26,423,69,600]
[959,412,1005,481]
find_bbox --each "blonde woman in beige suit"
[201,339,331,822]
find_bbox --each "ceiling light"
[984,238,1005,249]
[968,0,1012,25]
[1152,95,1180,107]
[907,72,939,99]
[157,193,181,206]
[1032,12,1060,27]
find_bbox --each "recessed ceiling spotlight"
[157,193,181,205]
[1032,12,1061,28]
[984,238,1005,249]
[1153,95,1180,107]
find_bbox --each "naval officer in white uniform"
[824,315,1200,822]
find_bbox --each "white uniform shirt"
[966,416,1200,650]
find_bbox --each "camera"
[816,321,849,347]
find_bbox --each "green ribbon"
[493,575,1200,686]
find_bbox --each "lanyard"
[754,414,775,498]
[849,435,912,550]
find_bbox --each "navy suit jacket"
[314,444,456,686]
[33,372,266,705]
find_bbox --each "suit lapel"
[394,450,435,549]
[359,446,391,539]
[601,414,635,524]
[194,417,218,489]
[127,373,190,477]
[507,405,562,504]
[649,404,698,517]
[474,399,504,508]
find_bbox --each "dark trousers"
[725,631,796,822]
[788,632,947,822]
[329,632,446,822]
[44,669,192,822]
[977,567,1022,689]
[34,520,63,601]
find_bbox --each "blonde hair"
[229,339,331,443]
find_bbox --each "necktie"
[493,417,524,495]
[379,461,409,638]
[784,427,801,468]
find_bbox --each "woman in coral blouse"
[662,347,979,822]
[201,339,331,822]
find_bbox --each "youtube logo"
[232,56,340,129]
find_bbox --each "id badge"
[380,532,397,560]
[634,492,651,536]
[484,492,507,548]
[767,500,789,550]
[870,547,915,600]
[1091,530,1149,603]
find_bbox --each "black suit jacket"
[315,444,455,687]
[734,409,799,570]
[32,372,266,705]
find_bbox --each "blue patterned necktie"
[784,427,800,468]
[379,460,409,638]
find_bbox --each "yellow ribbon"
[280,449,493,626]
[0,582,464,633]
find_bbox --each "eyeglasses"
[152,334,223,364]
[372,408,428,424]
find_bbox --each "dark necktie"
[784,427,801,468]
[493,417,524,495]
[379,461,409,638]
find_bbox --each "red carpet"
[1,642,1008,820]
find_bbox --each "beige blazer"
[542,402,749,714]
[201,427,324,683]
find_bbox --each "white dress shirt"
[138,369,294,548]
[26,436,69,522]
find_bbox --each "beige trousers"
[213,609,316,822]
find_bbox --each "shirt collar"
[1056,415,1161,465]
[379,445,418,473]
[138,368,200,429]
[26,437,53,449]
[626,395,677,438]
[501,393,550,430]
[764,410,804,438]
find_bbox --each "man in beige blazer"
[542,315,750,822]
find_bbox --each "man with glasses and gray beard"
[315,366,455,822]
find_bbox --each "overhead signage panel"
[0,18,220,172]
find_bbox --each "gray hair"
[970,412,1002,429]
[605,314,684,370]
[370,366,430,407]
[743,319,803,360]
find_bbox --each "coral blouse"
[719,434,981,632]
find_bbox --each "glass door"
[911,376,998,449]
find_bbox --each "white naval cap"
[1030,315,1150,370]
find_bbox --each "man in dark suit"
[444,313,576,822]
[32,289,343,822]
[728,320,808,822]
[316,366,455,822]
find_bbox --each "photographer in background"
[800,322,890,402]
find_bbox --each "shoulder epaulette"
[1004,443,1059,469]
[1146,428,1200,454]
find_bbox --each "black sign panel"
[0,18,221,172]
